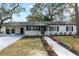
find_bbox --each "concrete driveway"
[0,35,24,51]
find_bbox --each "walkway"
[43,36,76,56]
[0,35,23,51]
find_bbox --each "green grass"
[56,36,79,52]
[0,36,48,56]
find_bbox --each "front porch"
[25,26,47,36]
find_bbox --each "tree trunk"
[0,20,3,28]
[75,3,79,37]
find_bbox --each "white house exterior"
[0,21,77,36]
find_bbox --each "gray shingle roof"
[3,21,76,27]
[3,22,47,26]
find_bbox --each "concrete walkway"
[0,35,23,51]
[43,36,76,56]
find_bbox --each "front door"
[20,28,24,34]
[41,26,46,35]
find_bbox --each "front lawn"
[0,36,48,56]
[56,36,79,52]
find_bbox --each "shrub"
[47,45,53,52]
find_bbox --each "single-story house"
[0,21,77,36]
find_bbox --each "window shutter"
[57,26,59,31]
[66,26,68,31]
[72,26,73,31]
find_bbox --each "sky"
[11,3,34,22]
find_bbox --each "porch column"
[10,28,12,34]
[3,27,6,34]
[47,27,49,35]
[22,27,25,34]
[39,26,41,36]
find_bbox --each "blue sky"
[12,3,34,22]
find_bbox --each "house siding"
[44,25,77,35]
[25,31,41,36]
[15,27,21,34]
[0,26,6,35]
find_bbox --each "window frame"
[66,26,73,31]
[49,26,59,31]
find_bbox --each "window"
[66,26,68,31]
[66,26,73,31]
[36,27,40,31]
[28,27,31,30]
[33,26,40,31]
[11,29,15,33]
[49,27,54,31]
[49,26,59,31]
[26,26,40,31]
[57,26,59,31]
[32,27,34,30]
[26,26,28,31]
[72,26,73,31]
[26,26,31,31]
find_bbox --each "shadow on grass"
[22,36,42,39]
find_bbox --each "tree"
[0,3,25,28]
[27,3,66,21]
[75,3,79,37]
[26,15,43,22]
[66,3,76,23]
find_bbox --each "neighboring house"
[0,21,77,36]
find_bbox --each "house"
[0,21,77,36]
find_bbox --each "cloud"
[28,5,33,8]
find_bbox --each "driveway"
[43,36,76,56]
[0,35,24,51]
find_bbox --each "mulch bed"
[41,37,57,56]
[49,35,79,56]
